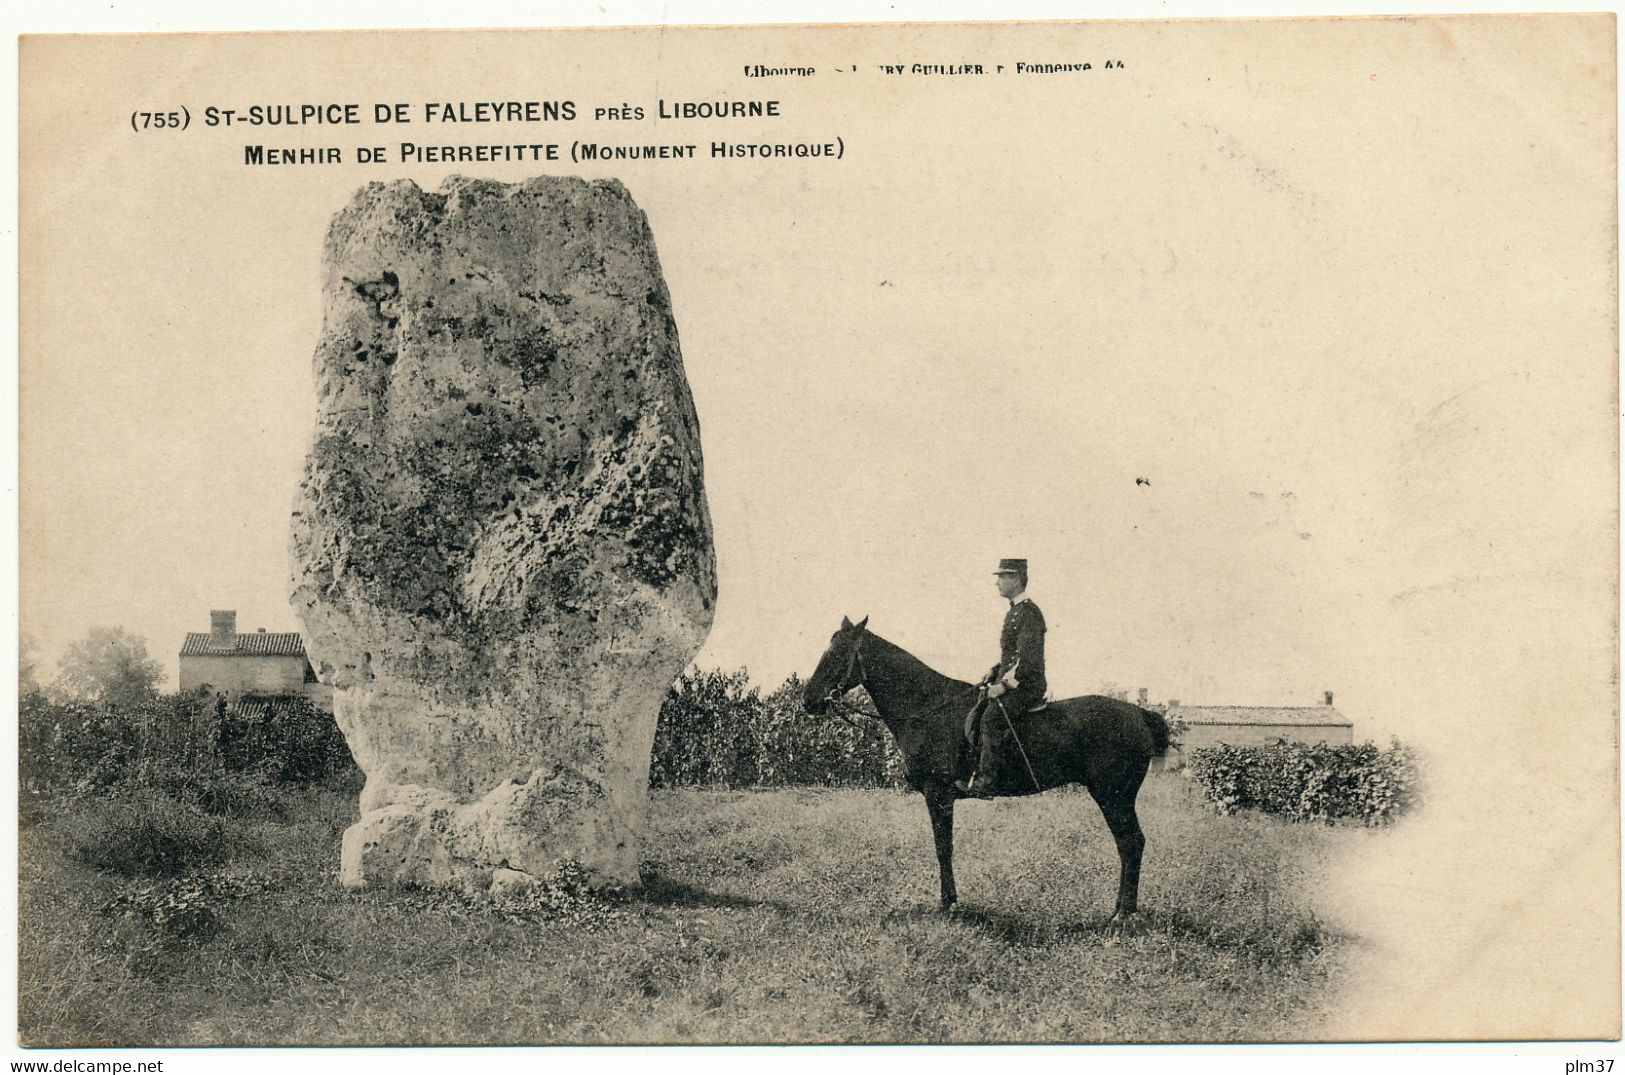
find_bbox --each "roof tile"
[1169,704,1351,728]
[180,632,307,658]
[224,695,312,721]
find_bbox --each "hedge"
[19,690,354,798]
[650,669,907,789]
[1186,739,1420,825]
[21,668,909,798]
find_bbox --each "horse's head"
[802,615,869,714]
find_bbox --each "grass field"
[19,774,1371,1045]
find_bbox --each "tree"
[19,633,43,698]
[52,626,163,709]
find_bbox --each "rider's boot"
[954,717,1001,798]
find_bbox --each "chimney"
[1322,690,1334,706]
[209,610,237,649]
[1137,687,1148,705]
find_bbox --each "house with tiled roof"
[1153,691,1353,770]
[178,610,333,712]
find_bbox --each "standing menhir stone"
[290,176,716,892]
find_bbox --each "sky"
[19,18,1616,753]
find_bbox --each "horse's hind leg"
[1088,766,1148,918]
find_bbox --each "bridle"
[819,630,966,730]
[823,631,873,730]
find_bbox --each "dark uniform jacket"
[991,596,1047,711]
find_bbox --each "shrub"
[755,677,907,788]
[212,693,354,784]
[20,694,148,794]
[650,670,906,789]
[139,764,290,819]
[20,691,355,801]
[98,869,276,977]
[650,668,764,788]
[1186,738,1420,825]
[102,870,273,931]
[69,791,231,877]
[492,860,628,928]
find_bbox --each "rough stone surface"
[289,176,715,891]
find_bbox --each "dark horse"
[802,616,1170,919]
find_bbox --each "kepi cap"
[993,558,1028,575]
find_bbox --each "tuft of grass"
[67,791,230,878]
[20,774,1376,1045]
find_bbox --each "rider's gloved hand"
[986,682,1007,699]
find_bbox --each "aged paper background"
[18,16,1619,1042]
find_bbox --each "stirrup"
[954,775,994,799]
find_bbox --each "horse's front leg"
[924,785,958,911]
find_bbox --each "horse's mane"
[862,630,972,698]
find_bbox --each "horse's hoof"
[940,900,960,915]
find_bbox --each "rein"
[823,632,871,730]
[824,692,874,731]
[822,632,973,730]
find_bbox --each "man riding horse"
[955,557,1048,798]
[802,591,1167,916]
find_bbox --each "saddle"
[963,694,1049,743]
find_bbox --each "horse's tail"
[1140,708,1171,756]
